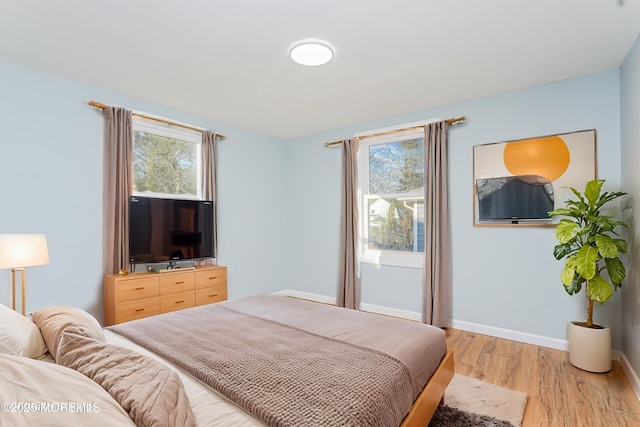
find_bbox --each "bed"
[0,295,454,426]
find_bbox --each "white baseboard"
[451,319,571,352]
[272,288,640,397]
[272,289,423,321]
[620,352,640,400]
[271,289,337,305]
[274,289,568,347]
[274,289,572,349]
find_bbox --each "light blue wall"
[620,35,640,377]
[0,60,289,323]
[0,58,630,354]
[287,70,624,348]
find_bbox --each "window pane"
[369,138,424,193]
[367,138,424,253]
[133,131,198,197]
[367,198,424,252]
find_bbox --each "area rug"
[429,374,528,427]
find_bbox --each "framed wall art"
[473,129,596,226]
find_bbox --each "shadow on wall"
[621,196,640,328]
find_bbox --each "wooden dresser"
[104,265,227,326]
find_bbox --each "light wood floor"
[445,328,640,426]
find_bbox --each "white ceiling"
[2,1,639,140]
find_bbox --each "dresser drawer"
[196,285,227,306]
[160,290,195,313]
[117,277,159,302]
[195,268,227,289]
[117,297,160,323]
[159,272,195,295]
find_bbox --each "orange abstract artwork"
[473,129,595,226]
[503,136,571,182]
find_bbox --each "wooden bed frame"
[400,349,455,426]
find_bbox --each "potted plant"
[548,179,628,373]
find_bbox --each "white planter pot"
[567,321,611,373]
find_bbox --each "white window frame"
[358,119,439,269]
[132,118,204,200]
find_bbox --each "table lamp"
[0,234,50,315]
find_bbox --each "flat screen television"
[476,175,554,222]
[129,196,215,264]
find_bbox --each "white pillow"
[1,353,137,426]
[0,304,47,359]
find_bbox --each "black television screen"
[129,196,215,263]
[476,175,554,221]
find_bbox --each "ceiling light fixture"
[289,41,334,66]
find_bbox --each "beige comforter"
[109,295,447,427]
[223,295,447,395]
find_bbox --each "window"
[360,128,425,268]
[132,118,203,200]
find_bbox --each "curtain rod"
[324,116,465,147]
[88,101,226,140]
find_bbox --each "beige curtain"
[337,138,361,309]
[422,121,452,327]
[103,107,133,274]
[202,131,218,263]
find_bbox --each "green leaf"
[587,275,613,304]
[553,243,573,260]
[605,257,626,285]
[574,245,598,280]
[548,207,573,218]
[569,186,585,204]
[561,263,577,287]
[564,273,585,295]
[565,200,588,215]
[612,238,628,254]
[595,191,627,211]
[563,270,583,295]
[555,220,579,244]
[584,180,604,205]
[595,235,618,258]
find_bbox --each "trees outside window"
[132,119,202,200]
[361,129,425,268]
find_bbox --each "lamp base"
[10,267,26,315]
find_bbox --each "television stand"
[104,265,227,325]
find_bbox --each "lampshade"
[0,234,50,269]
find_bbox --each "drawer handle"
[135,287,145,290]
[135,308,145,312]
[175,281,184,285]
[209,276,217,280]
[209,294,218,297]
[175,300,185,304]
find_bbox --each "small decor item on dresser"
[548,179,628,373]
[119,269,129,275]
